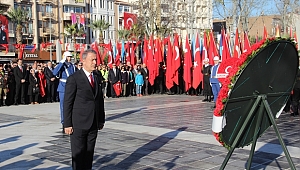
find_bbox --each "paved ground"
[0,94,299,170]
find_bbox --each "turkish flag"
[130,43,136,66]
[202,32,208,61]
[148,36,156,85]
[208,30,219,65]
[263,25,268,40]
[192,33,202,89]
[243,31,251,53]
[115,41,121,66]
[107,40,114,68]
[0,15,9,44]
[221,30,231,61]
[233,28,241,58]
[80,44,86,62]
[172,35,180,85]
[91,42,102,66]
[123,12,137,30]
[165,36,173,90]
[183,35,192,92]
[143,36,148,65]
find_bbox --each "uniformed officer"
[210,56,221,108]
[53,51,77,132]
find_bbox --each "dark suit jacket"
[28,74,39,96]
[140,67,149,80]
[44,67,55,84]
[63,69,105,130]
[108,68,121,84]
[13,66,27,84]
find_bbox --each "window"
[124,6,129,12]
[94,15,96,21]
[103,31,106,39]
[92,30,94,38]
[94,0,96,7]
[74,7,82,13]
[110,16,113,25]
[119,5,123,13]
[110,2,113,9]
[100,0,103,8]
[28,22,33,34]
[46,5,52,13]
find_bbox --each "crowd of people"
[0,58,212,108]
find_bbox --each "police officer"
[53,51,77,133]
[210,56,221,108]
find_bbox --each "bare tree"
[275,0,300,35]
[131,0,178,37]
[213,0,271,32]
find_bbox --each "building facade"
[89,0,115,44]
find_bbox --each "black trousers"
[143,79,149,95]
[110,83,116,97]
[71,128,98,170]
[14,83,25,103]
[47,82,55,102]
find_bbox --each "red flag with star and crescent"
[192,33,202,89]
[166,36,174,90]
[123,12,137,30]
[183,35,192,92]
[172,35,180,85]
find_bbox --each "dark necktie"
[89,74,94,88]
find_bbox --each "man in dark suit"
[44,61,56,102]
[0,21,8,44]
[141,63,149,95]
[64,49,105,170]
[13,59,27,105]
[108,63,121,98]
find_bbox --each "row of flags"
[97,26,298,91]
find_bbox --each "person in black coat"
[28,69,39,104]
[202,58,212,102]
[140,63,149,95]
[108,63,121,98]
[64,50,105,170]
[44,61,56,102]
[13,59,28,105]
[120,66,129,97]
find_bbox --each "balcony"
[16,0,32,4]
[41,0,56,4]
[42,12,55,20]
[64,43,87,51]
[62,0,85,7]
[43,27,55,35]
[63,12,71,21]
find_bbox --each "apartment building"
[114,0,131,40]
[123,0,212,39]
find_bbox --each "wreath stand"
[220,94,296,170]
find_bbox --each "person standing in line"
[141,63,149,95]
[135,70,144,97]
[202,58,212,102]
[120,66,128,97]
[100,65,109,98]
[53,51,77,133]
[13,59,27,105]
[108,63,121,98]
[44,61,56,102]
[64,49,105,170]
[210,56,221,108]
[28,69,39,104]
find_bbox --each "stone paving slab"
[0,94,299,170]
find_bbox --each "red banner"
[123,12,137,30]
[0,15,9,44]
